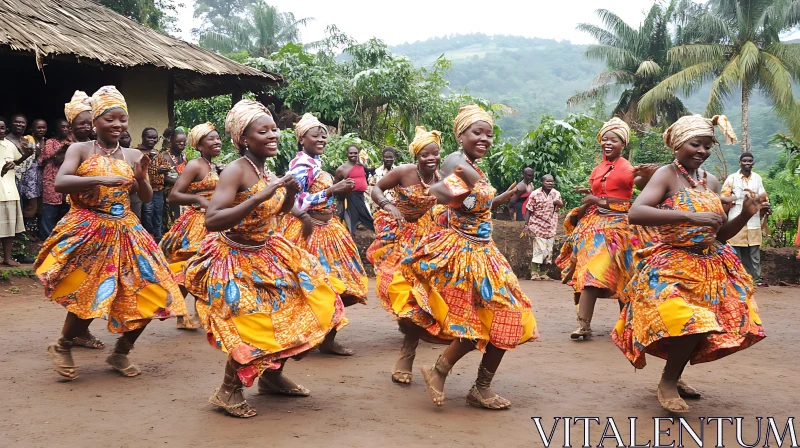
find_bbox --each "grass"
[0,266,35,281]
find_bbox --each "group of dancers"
[35,86,765,418]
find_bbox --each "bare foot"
[320,333,354,356]
[258,371,310,396]
[2,259,21,266]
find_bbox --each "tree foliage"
[99,0,180,33]
[640,0,800,152]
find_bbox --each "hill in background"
[392,33,785,169]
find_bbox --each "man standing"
[722,152,769,286]
[523,174,563,280]
[335,145,374,236]
[366,147,396,214]
[511,167,535,221]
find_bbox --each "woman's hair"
[382,147,396,157]
[0,116,6,126]
[163,127,186,141]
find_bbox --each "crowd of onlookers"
[0,113,189,264]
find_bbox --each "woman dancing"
[402,105,537,410]
[284,113,368,356]
[556,118,654,340]
[160,122,221,330]
[367,126,446,384]
[183,101,346,418]
[613,114,765,412]
[36,86,185,380]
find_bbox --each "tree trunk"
[741,79,750,153]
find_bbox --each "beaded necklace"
[672,159,706,188]
[94,140,120,157]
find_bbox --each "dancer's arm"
[205,161,285,232]
[169,159,210,207]
[55,142,130,193]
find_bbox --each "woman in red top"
[556,118,656,340]
[335,145,374,236]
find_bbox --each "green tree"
[568,2,690,128]
[640,0,800,152]
[198,0,313,57]
[99,0,179,32]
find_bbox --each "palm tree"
[568,2,691,130]
[198,0,314,57]
[640,0,800,152]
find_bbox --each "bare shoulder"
[122,147,143,162]
[706,172,720,193]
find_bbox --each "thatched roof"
[0,0,282,99]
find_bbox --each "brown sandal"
[570,316,592,340]
[106,336,141,377]
[391,336,418,384]
[420,354,452,406]
[73,331,105,349]
[47,338,78,380]
[677,379,702,399]
[209,387,257,418]
[465,363,511,410]
[176,315,199,330]
[657,388,690,413]
[257,374,311,397]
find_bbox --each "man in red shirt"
[523,174,563,280]
[335,145,374,236]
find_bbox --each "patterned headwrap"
[295,113,325,142]
[224,99,272,150]
[90,86,127,120]
[453,104,493,137]
[187,122,216,148]
[663,114,737,150]
[409,126,442,157]
[64,90,91,124]
[597,117,631,146]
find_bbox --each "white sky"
[175,0,658,46]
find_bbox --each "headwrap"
[224,99,271,150]
[295,113,325,142]
[90,86,127,120]
[409,126,442,157]
[187,122,216,148]
[663,114,737,151]
[64,90,91,124]
[453,104,493,137]
[597,117,631,146]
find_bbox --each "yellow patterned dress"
[159,168,219,284]
[367,184,445,334]
[183,179,347,386]
[612,188,766,368]
[284,169,369,304]
[401,171,537,350]
[35,154,185,332]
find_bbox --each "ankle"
[113,336,135,355]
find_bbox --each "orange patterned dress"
[367,183,445,332]
[612,188,766,368]
[401,171,537,351]
[183,177,347,386]
[159,168,219,284]
[35,154,185,332]
[284,168,368,304]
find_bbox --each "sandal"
[677,379,702,399]
[257,374,311,397]
[176,315,199,331]
[47,338,78,380]
[106,336,141,377]
[465,363,511,410]
[570,316,592,340]
[657,388,690,413]
[209,387,257,418]
[391,336,418,384]
[420,355,452,406]
[73,331,105,349]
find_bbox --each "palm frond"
[765,43,800,80]
[758,50,796,111]
[584,45,640,70]
[738,41,761,78]
[592,70,635,87]
[636,60,662,78]
[566,86,609,108]
[668,44,727,66]
[706,55,741,115]
[639,61,721,120]
[576,23,617,46]
[595,9,638,48]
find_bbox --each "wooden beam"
[167,71,175,128]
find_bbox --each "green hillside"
[392,33,786,169]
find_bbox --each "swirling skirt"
[401,227,537,351]
[283,214,368,305]
[556,207,656,297]
[367,211,444,335]
[184,233,347,386]
[612,242,766,369]
[34,208,185,332]
[159,206,207,284]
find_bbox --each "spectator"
[366,147,396,214]
[39,119,71,239]
[523,174,563,280]
[0,116,25,265]
[511,167,535,221]
[335,144,374,235]
[721,152,770,286]
[136,127,160,228]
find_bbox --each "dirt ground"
[1,276,797,447]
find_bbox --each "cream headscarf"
[597,117,631,146]
[453,104,493,137]
[295,113,325,142]
[187,122,216,148]
[90,86,127,120]
[224,100,272,150]
[409,126,441,158]
[663,114,737,150]
[64,91,91,124]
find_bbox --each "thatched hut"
[0,0,281,140]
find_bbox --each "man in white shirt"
[721,152,769,285]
